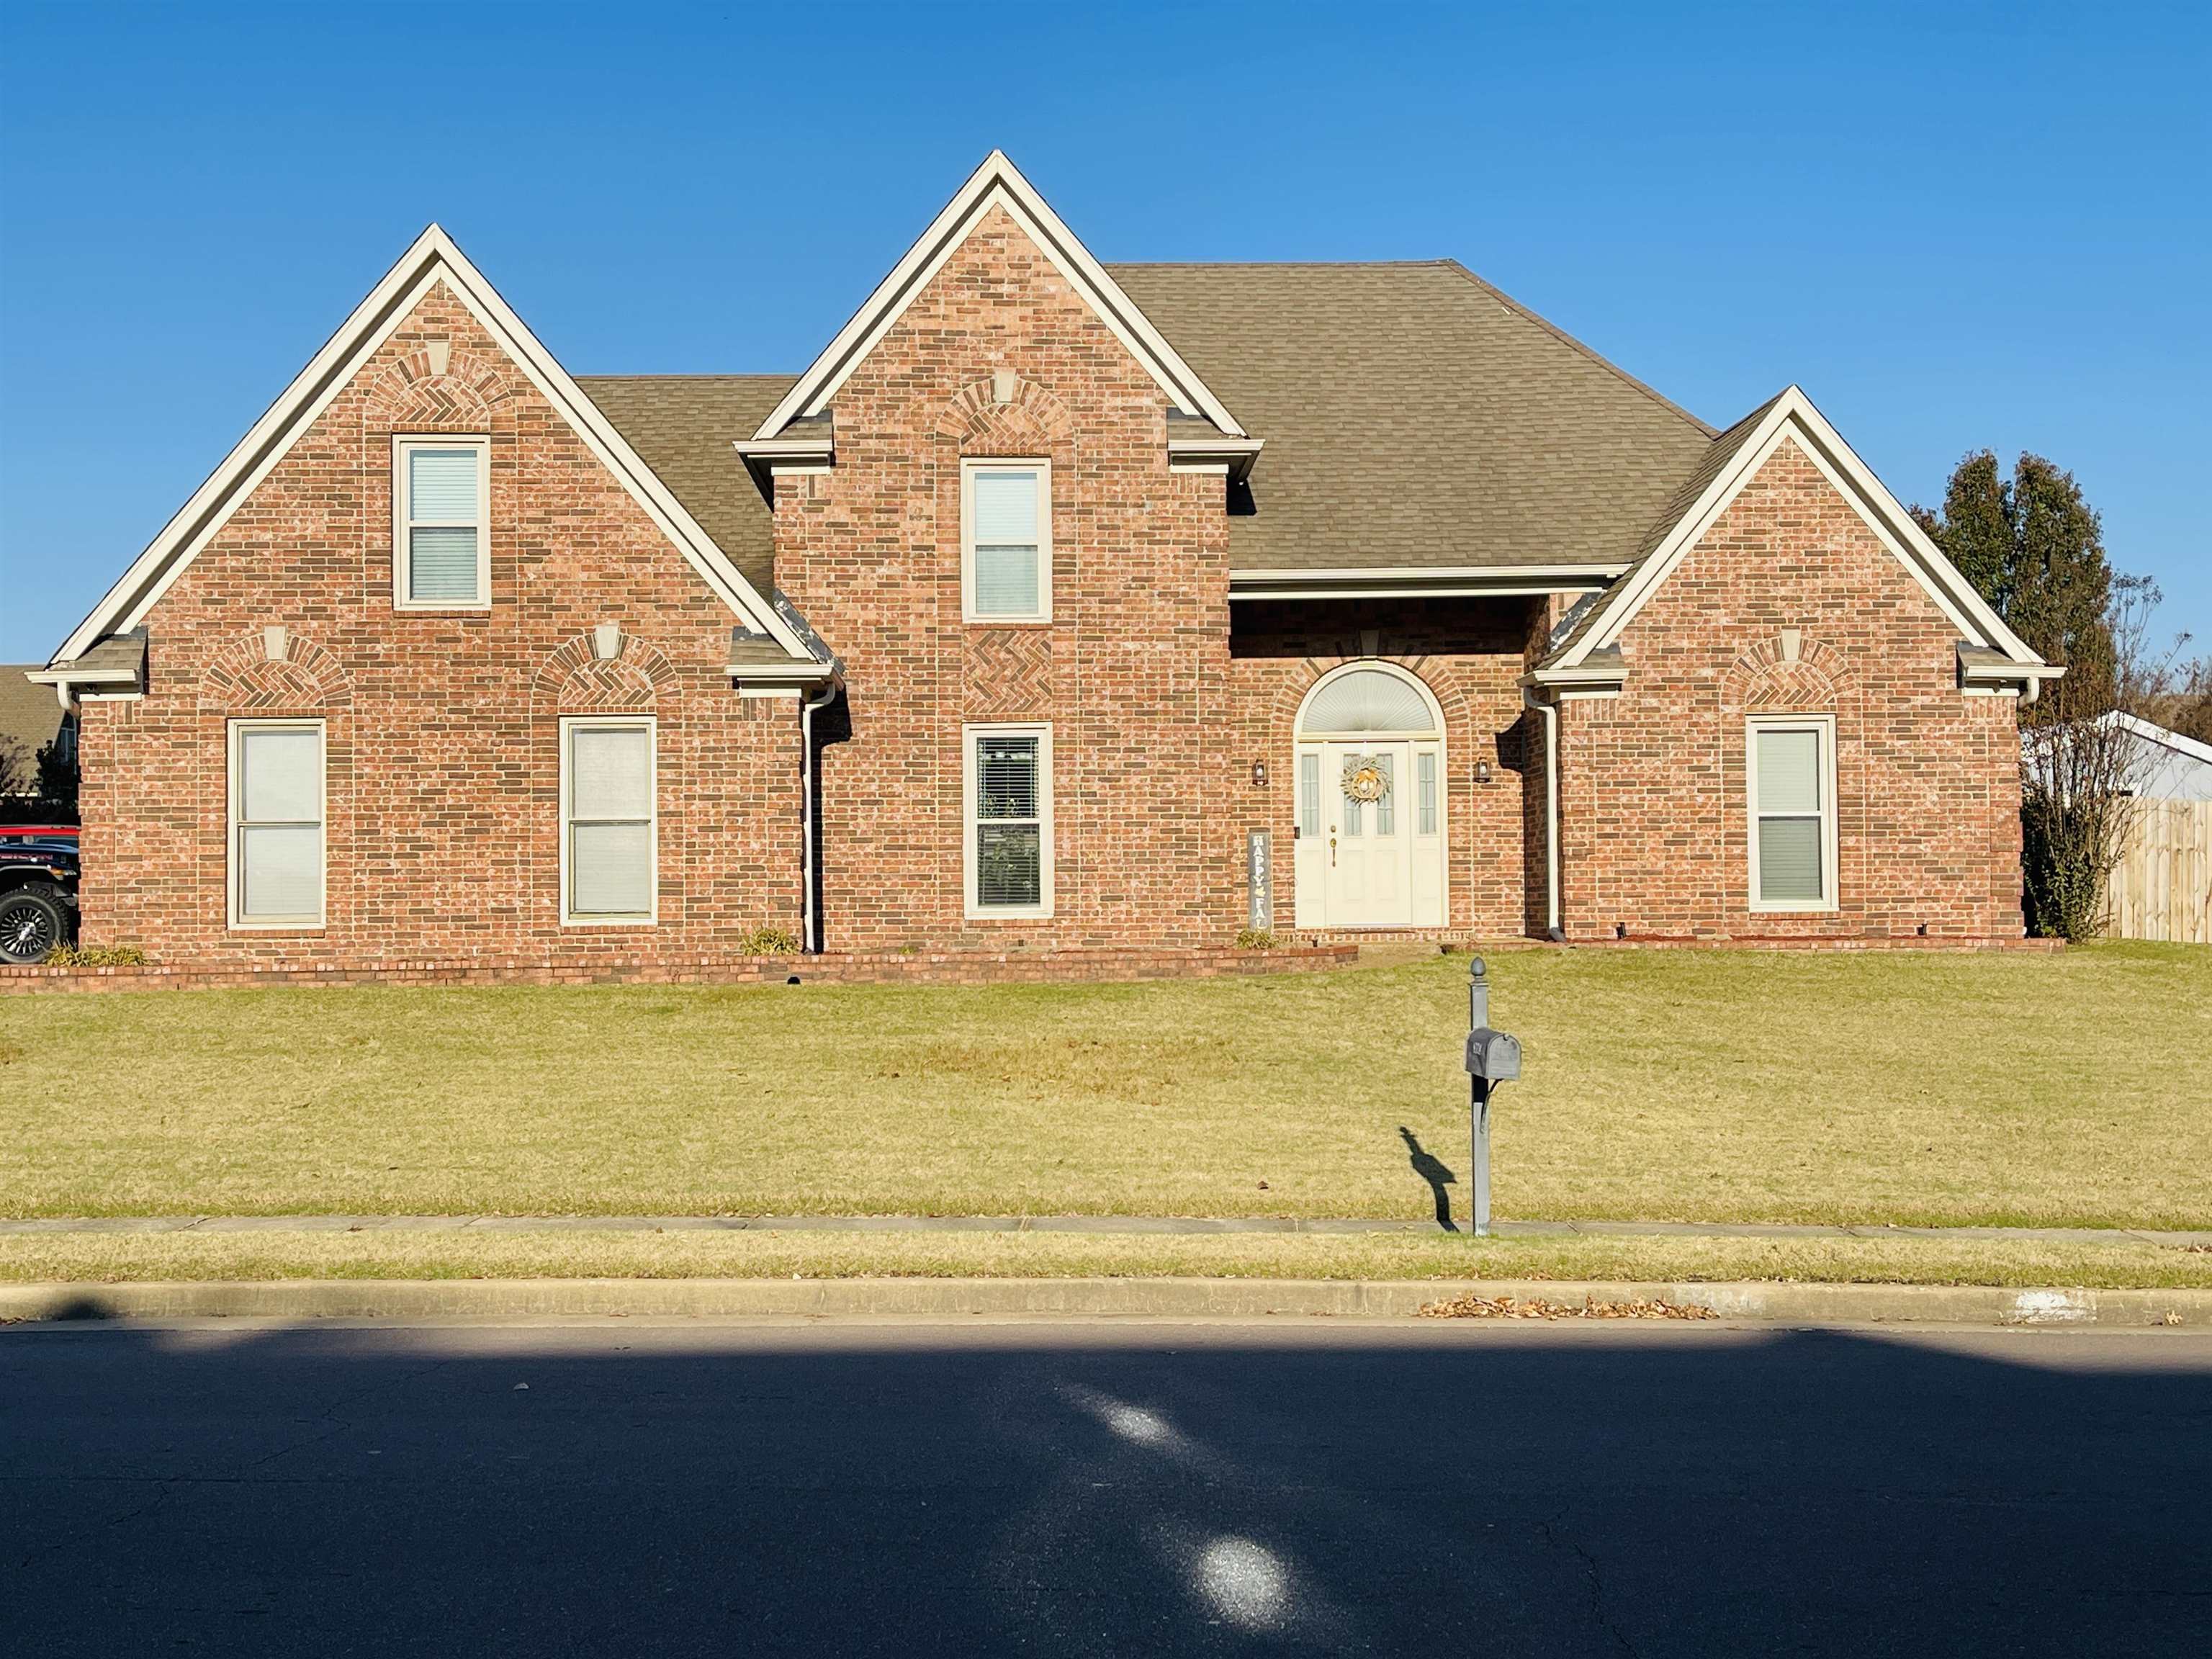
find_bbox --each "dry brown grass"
[1,940,2204,1228]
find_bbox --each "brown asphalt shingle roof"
[1539,391,1787,666]
[577,374,793,595]
[579,261,1725,591]
[1,668,69,790]
[1110,261,1715,571]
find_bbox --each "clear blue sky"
[3,1,2206,662]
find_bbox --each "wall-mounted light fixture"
[1251,759,1268,788]
[1475,760,1493,783]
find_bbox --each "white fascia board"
[723,660,839,685]
[58,226,813,665]
[1555,387,2049,673]
[1229,563,1624,601]
[1167,435,1264,480]
[1231,562,1627,583]
[752,150,1246,441]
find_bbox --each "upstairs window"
[394,436,489,608]
[1748,716,1838,912]
[963,460,1051,622]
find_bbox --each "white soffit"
[752,150,1246,441]
[58,226,811,663]
[1553,386,2046,673]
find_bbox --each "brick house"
[32,152,2056,970]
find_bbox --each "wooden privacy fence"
[2103,799,2212,944]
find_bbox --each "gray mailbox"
[1461,958,1519,1236]
[1464,1027,1521,1083]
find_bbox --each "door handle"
[1329,833,1337,867]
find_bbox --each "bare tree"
[2018,576,2188,938]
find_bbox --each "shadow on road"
[4,1315,2208,1657]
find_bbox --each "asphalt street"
[4,1318,2208,1656]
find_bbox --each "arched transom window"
[1298,666,1441,737]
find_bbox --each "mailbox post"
[1462,957,1521,1237]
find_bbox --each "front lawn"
[3,940,2204,1231]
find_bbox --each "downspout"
[1524,688,1563,941]
[799,675,842,955]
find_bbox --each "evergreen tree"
[1912,451,2115,721]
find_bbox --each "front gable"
[1537,387,2056,700]
[48,228,815,679]
[747,151,1253,462]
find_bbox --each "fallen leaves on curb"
[1416,1292,1718,1321]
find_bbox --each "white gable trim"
[1554,386,2048,673]
[752,150,1246,441]
[58,226,812,664]
[2107,711,2212,768]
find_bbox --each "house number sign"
[1247,830,1273,932]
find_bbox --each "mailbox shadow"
[1397,1125,1458,1232]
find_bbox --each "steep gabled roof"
[751,150,1246,441]
[1539,385,2053,680]
[579,374,794,597]
[1111,261,1718,572]
[52,228,815,670]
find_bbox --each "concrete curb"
[3,1277,2207,1327]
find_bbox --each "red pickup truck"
[0,825,79,963]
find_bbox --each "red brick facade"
[1552,436,2025,942]
[776,207,1243,949]
[58,209,2031,975]
[78,287,804,964]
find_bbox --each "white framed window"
[559,716,657,926]
[1747,715,1838,913]
[228,719,325,929]
[392,435,490,608]
[1416,751,1438,836]
[963,722,1053,918]
[961,459,1051,623]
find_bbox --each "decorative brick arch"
[529,631,678,712]
[929,374,1076,451]
[199,630,354,714]
[1271,652,1473,742]
[361,343,516,431]
[1723,634,1853,711]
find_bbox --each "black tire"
[0,884,71,965]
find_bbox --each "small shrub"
[40,944,150,968]
[739,925,801,956]
[1233,928,1277,951]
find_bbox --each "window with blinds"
[230,721,325,927]
[1749,719,1835,910]
[395,437,487,606]
[562,718,656,923]
[966,725,1051,915]
[964,461,1049,621]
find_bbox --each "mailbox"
[1464,1026,1521,1083]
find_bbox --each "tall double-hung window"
[963,724,1053,917]
[229,720,325,928]
[393,436,490,608]
[561,717,657,925]
[962,460,1051,622]
[1747,716,1838,912]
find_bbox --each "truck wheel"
[0,884,70,965]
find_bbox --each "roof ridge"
[1436,260,1717,440]
[1107,258,1455,270]
[577,372,799,382]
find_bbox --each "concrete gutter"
[3,1278,2208,1327]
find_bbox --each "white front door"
[1314,740,1414,927]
